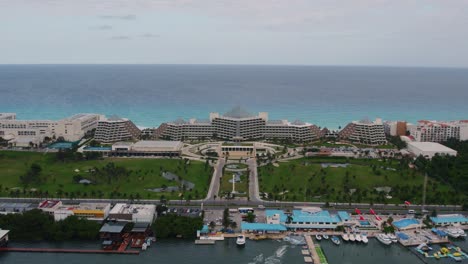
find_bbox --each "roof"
[131,140,183,152]
[408,142,457,153]
[0,229,9,238]
[131,222,150,233]
[241,222,287,231]
[99,222,127,233]
[223,106,254,119]
[200,225,209,234]
[430,214,468,224]
[337,211,350,221]
[265,210,287,222]
[291,210,341,223]
[38,200,61,209]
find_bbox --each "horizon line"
[0,63,467,70]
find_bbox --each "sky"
[1,0,468,67]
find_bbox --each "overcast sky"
[1,0,468,67]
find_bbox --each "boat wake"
[249,245,288,264]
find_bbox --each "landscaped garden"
[0,151,212,200]
[258,156,463,204]
[219,170,248,197]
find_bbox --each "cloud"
[89,25,113,30]
[99,14,136,20]
[109,35,131,40]
[140,33,160,38]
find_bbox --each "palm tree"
[286,215,293,224]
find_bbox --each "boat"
[142,242,147,251]
[456,229,467,237]
[342,233,349,242]
[417,243,432,252]
[376,234,392,245]
[355,234,362,242]
[388,234,398,243]
[323,234,329,240]
[331,236,341,245]
[349,234,356,242]
[236,235,246,247]
[446,229,461,238]
[315,234,322,241]
[434,253,440,259]
[361,234,369,244]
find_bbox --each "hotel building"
[94,116,141,143]
[156,107,319,142]
[410,120,468,142]
[338,118,386,145]
[0,113,102,147]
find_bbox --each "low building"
[241,222,287,233]
[37,200,62,215]
[108,204,156,223]
[99,222,128,247]
[0,203,37,215]
[0,229,9,247]
[430,214,468,226]
[53,203,111,221]
[406,141,457,159]
[265,208,350,230]
[84,140,183,157]
[392,218,421,230]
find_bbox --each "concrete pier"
[305,235,321,264]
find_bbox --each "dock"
[195,239,216,245]
[305,235,329,264]
[0,247,139,254]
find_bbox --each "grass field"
[258,156,460,204]
[219,170,248,197]
[0,151,212,200]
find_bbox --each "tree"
[20,163,42,187]
[286,215,293,224]
[209,221,216,231]
[245,212,256,223]
[222,208,230,228]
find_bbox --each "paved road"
[247,158,261,202]
[204,158,225,201]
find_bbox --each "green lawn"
[0,151,212,200]
[258,157,461,204]
[219,170,248,197]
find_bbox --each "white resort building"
[156,107,320,142]
[94,116,141,143]
[410,120,468,142]
[0,113,102,147]
[338,118,387,145]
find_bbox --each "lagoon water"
[1,65,468,129]
[1,238,467,264]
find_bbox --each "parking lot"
[203,208,267,232]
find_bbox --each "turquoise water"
[1,65,468,129]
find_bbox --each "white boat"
[142,242,147,251]
[342,234,349,242]
[349,234,356,242]
[376,234,392,245]
[315,234,322,241]
[236,235,246,247]
[361,235,369,244]
[388,234,398,243]
[323,234,329,240]
[446,229,461,238]
[331,236,341,245]
[456,229,467,237]
[355,234,362,242]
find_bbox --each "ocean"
[1,65,467,129]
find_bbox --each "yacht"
[355,234,362,242]
[236,235,246,247]
[315,234,322,241]
[446,229,461,238]
[342,233,349,242]
[361,234,369,244]
[323,234,329,240]
[376,234,392,245]
[456,229,467,238]
[331,236,341,245]
[349,234,356,242]
[388,234,398,243]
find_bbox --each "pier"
[305,235,328,264]
[0,247,140,254]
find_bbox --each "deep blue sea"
[1,65,467,129]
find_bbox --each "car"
[408,209,416,214]
[421,209,429,214]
